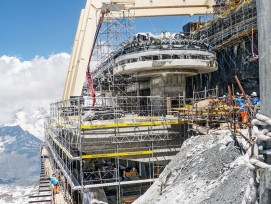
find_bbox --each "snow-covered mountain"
[0,125,42,183]
[0,125,42,203]
[5,107,48,141]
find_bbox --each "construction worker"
[123,167,138,181]
[219,94,227,103]
[234,92,245,107]
[234,93,248,124]
[50,175,59,194]
[251,92,260,105]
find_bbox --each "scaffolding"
[45,90,238,203]
[45,96,185,203]
[193,0,257,49]
[84,3,136,98]
[186,0,258,96]
[42,1,264,203]
[44,2,244,203]
[193,86,219,102]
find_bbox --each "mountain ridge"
[0,125,42,185]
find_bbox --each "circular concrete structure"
[113,49,217,77]
[92,33,218,97]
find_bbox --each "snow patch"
[0,184,34,204]
[0,136,15,153]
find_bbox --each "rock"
[133,131,256,204]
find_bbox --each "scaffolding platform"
[28,158,52,204]
[84,179,156,189]
[45,95,234,203]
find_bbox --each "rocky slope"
[134,130,256,204]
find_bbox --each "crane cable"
[86,5,105,107]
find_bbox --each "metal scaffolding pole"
[257,0,271,203]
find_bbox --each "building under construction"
[36,0,262,203]
[188,0,259,96]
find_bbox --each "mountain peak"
[5,107,48,141]
[0,125,42,187]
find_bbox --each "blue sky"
[0,0,202,60]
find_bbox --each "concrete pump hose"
[256,113,271,126]
[253,125,271,141]
[256,134,271,141]
[251,118,268,127]
[244,147,256,170]
[250,158,271,170]
[253,125,260,136]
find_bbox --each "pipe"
[250,158,271,170]
[256,114,271,126]
[251,119,268,127]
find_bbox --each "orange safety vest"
[240,110,248,124]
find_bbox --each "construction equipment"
[62,0,216,101]
[85,11,105,107]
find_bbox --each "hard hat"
[251,92,257,97]
[223,95,226,97]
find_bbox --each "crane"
[62,0,216,101]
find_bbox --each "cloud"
[0,53,70,124]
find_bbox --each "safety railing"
[83,169,118,185]
[49,96,186,128]
[193,86,218,101]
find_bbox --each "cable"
[148,17,158,35]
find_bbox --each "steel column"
[257,0,271,203]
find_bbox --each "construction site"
[29,0,271,203]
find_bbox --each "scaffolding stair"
[28,159,52,204]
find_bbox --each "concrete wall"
[150,75,186,97]
[257,0,271,118]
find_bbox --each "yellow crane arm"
[62,0,215,100]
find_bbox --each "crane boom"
[62,0,215,100]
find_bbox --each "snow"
[0,136,15,153]
[0,109,44,203]
[5,108,48,141]
[0,184,34,204]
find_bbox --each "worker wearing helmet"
[234,92,247,124]
[251,92,260,105]
[234,92,245,107]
